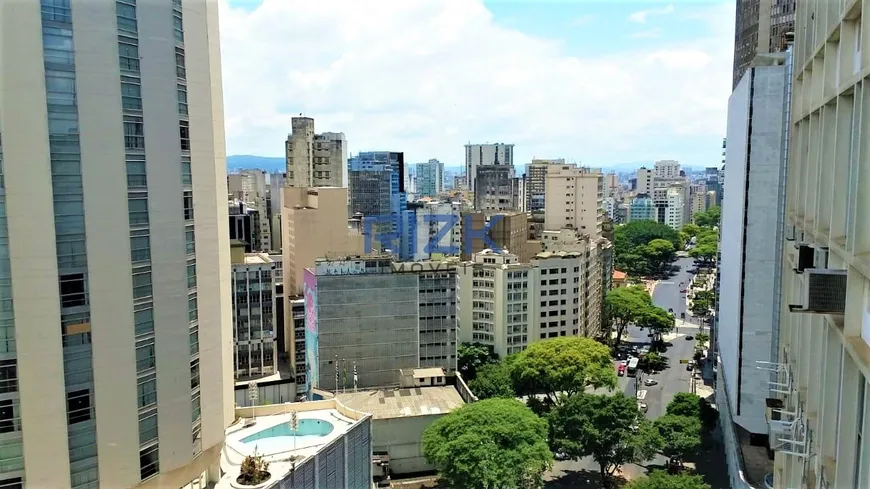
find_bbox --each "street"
[546,257,707,487]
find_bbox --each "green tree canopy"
[422,398,552,489]
[680,223,701,238]
[468,362,515,400]
[625,470,712,489]
[666,393,718,432]
[693,290,715,303]
[654,414,702,461]
[693,206,721,228]
[641,351,668,372]
[614,221,683,277]
[643,239,677,273]
[690,298,712,318]
[458,342,499,380]
[510,337,617,403]
[689,244,717,265]
[636,305,675,338]
[551,393,663,487]
[606,286,653,350]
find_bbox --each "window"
[0,360,17,395]
[124,119,144,149]
[130,235,150,263]
[185,227,195,254]
[42,26,74,65]
[135,341,155,372]
[134,308,154,336]
[183,190,193,221]
[66,389,91,424]
[59,273,86,308]
[45,70,76,105]
[118,41,140,73]
[42,0,72,23]
[179,121,190,151]
[139,445,159,480]
[126,155,147,188]
[138,410,158,445]
[175,47,186,78]
[191,396,201,422]
[189,329,199,356]
[177,84,188,116]
[48,112,78,136]
[190,358,199,390]
[173,12,184,42]
[121,81,142,111]
[137,375,156,408]
[128,194,149,226]
[132,270,152,300]
[116,2,137,32]
[0,399,18,434]
[188,295,198,322]
[187,260,196,288]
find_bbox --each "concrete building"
[654,159,681,179]
[0,1,233,487]
[416,159,444,198]
[230,247,277,379]
[762,4,870,487]
[474,165,518,211]
[636,167,654,195]
[525,158,566,212]
[304,257,458,393]
[285,116,347,188]
[664,187,685,230]
[465,143,514,190]
[349,152,408,259]
[227,170,272,252]
[461,211,529,262]
[223,400,372,489]
[603,173,620,199]
[718,53,790,447]
[414,202,462,261]
[544,164,603,237]
[628,196,655,222]
[690,184,708,221]
[732,0,795,89]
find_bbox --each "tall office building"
[544,164,604,237]
[416,159,444,198]
[465,143,514,190]
[654,159,681,179]
[474,165,519,212]
[765,3,870,487]
[732,0,795,88]
[285,117,347,188]
[0,1,232,487]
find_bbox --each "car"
[680,289,688,294]
[687,360,695,371]
[637,402,648,413]
[555,450,569,461]
[686,335,694,341]
[644,378,658,386]
[618,364,626,376]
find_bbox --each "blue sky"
[219,0,734,169]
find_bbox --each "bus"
[627,358,639,377]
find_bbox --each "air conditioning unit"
[814,247,829,269]
[794,245,815,273]
[789,268,847,314]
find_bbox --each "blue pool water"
[241,419,334,443]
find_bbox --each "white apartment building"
[525,158,566,212]
[690,184,708,220]
[766,3,870,488]
[465,143,514,190]
[285,117,347,188]
[636,167,654,195]
[654,159,681,179]
[230,250,278,379]
[664,187,685,230]
[414,202,462,261]
[544,164,604,236]
[0,1,232,488]
[457,237,605,357]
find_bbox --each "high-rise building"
[0,1,232,487]
[414,202,462,261]
[227,170,272,251]
[628,195,655,222]
[732,0,795,88]
[349,152,409,259]
[230,247,277,379]
[465,143,514,190]
[544,164,604,237]
[461,212,529,262]
[654,159,681,179]
[474,165,519,211]
[416,159,444,198]
[663,188,685,230]
[525,159,566,212]
[285,117,347,188]
[636,167,654,195]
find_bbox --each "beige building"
[0,1,233,488]
[636,167,654,195]
[285,117,347,189]
[544,164,603,237]
[228,170,271,251]
[461,211,530,262]
[690,185,708,221]
[654,159,681,179]
[768,4,870,488]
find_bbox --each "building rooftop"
[613,270,628,280]
[412,367,446,379]
[244,253,273,265]
[337,385,465,420]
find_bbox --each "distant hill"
[227,155,285,173]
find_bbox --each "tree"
[238,452,271,485]
[643,239,677,275]
[458,342,499,380]
[689,244,717,265]
[690,298,711,318]
[654,415,702,461]
[469,362,515,400]
[695,332,710,345]
[510,337,616,404]
[693,290,715,303]
[693,206,720,228]
[605,286,652,350]
[551,393,663,487]
[625,471,712,489]
[680,223,701,238]
[422,398,552,489]
[641,351,668,372]
[636,305,675,340]
[614,221,682,277]
[666,393,718,432]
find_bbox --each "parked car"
[618,364,626,376]
[686,335,694,341]
[680,289,688,294]
[687,360,695,371]
[644,378,658,386]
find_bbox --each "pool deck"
[218,407,357,488]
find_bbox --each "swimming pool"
[241,418,335,444]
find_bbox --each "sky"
[220,0,735,169]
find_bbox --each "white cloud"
[628,4,675,24]
[218,0,734,166]
[630,28,663,39]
